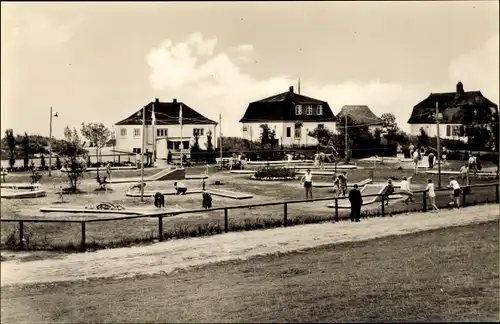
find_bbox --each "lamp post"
[433,102,443,188]
[48,107,59,177]
[137,108,146,201]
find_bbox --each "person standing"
[459,163,469,181]
[105,162,112,180]
[412,150,420,174]
[428,152,435,169]
[425,179,439,212]
[300,169,313,200]
[400,176,414,204]
[349,184,363,222]
[385,179,395,206]
[447,176,461,208]
[167,150,173,164]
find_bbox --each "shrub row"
[254,167,296,178]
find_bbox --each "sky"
[1,1,499,139]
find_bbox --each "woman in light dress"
[425,178,439,212]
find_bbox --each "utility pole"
[436,101,442,188]
[48,107,58,176]
[140,106,146,201]
[179,103,183,168]
[219,113,223,169]
[344,114,348,164]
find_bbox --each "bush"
[254,167,296,178]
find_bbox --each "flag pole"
[179,103,183,168]
[140,106,146,202]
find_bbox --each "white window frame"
[316,105,323,115]
[157,128,168,137]
[318,124,324,129]
[193,128,204,136]
[120,128,127,137]
[243,126,248,132]
[294,125,302,138]
[305,105,313,115]
[295,105,302,115]
[133,128,141,138]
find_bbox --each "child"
[400,176,414,204]
[425,179,439,212]
[106,162,112,180]
[447,176,461,208]
[459,163,469,181]
[202,192,213,209]
[174,181,188,195]
[385,179,394,205]
[300,169,313,200]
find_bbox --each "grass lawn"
[1,221,498,323]
[1,165,498,252]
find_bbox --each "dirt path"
[2,204,499,287]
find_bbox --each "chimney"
[456,81,464,94]
[155,98,159,103]
[173,98,177,103]
[289,86,294,94]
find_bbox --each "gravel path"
[1,204,499,287]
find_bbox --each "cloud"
[448,35,499,103]
[147,33,498,137]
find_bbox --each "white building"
[239,86,337,146]
[114,98,218,159]
[407,82,498,143]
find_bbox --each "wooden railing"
[1,183,499,252]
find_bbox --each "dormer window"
[305,105,313,115]
[316,105,323,115]
[295,105,302,115]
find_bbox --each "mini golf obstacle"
[0,183,47,199]
[425,170,497,177]
[230,169,356,176]
[126,188,253,200]
[327,183,403,209]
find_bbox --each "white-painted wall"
[409,123,468,142]
[241,122,337,146]
[115,124,218,158]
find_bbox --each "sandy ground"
[1,204,498,287]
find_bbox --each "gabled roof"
[239,86,336,123]
[115,99,217,126]
[337,105,383,126]
[408,89,498,124]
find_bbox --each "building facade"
[239,86,337,146]
[114,98,218,159]
[407,82,498,143]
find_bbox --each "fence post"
[496,184,499,204]
[423,191,427,212]
[81,221,86,252]
[381,195,385,217]
[158,216,164,242]
[19,221,24,250]
[462,186,467,207]
[118,155,121,164]
[224,208,228,233]
[334,198,339,222]
[283,203,288,227]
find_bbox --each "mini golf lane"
[126,188,253,200]
[327,184,403,209]
[313,178,373,188]
[39,206,180,215]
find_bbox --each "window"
[316,105,323,115]
[305,105,313,115]
[318,124,324,129]
[120,128,127,137]
[157,129,167,137]
[243,126,248,132]
[134,128,141,137]
[294,125,301,138]
[446,125,451,137]
[295,105,302,115]
[193,128,204,136]
[133,148,141,154]
[451,125,464,137]
[286,127,291,137]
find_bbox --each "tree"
[23,132,29,169]
[308,126,335,147]
[190,134,201,162]
[5,129,16,170]
[206,130,214,151]
[259,124,276,148]
[62,126,84,157]
[81,122,111,163]
[380,113,399,133]
[63,156,86,193]
[417,127,430,148]
[40,154,46,170]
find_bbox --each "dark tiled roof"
[239,89,336,123]
[115,100,217,126]
[408,91,498,124]
[337,105,383,126]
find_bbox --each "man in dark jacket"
[349,184,363,222]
